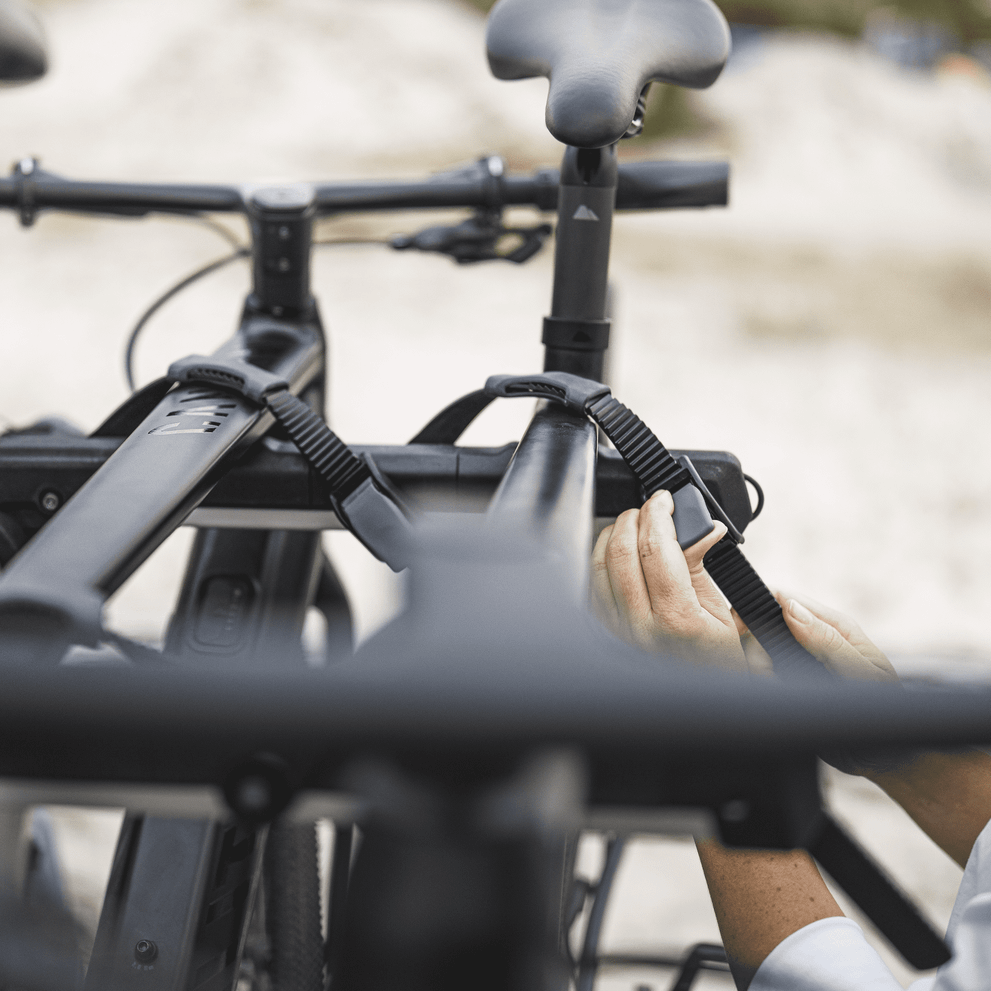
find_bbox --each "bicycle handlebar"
[0,159,727,220]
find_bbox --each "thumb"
[782,598,878,680]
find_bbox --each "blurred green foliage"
[460,0,991,43]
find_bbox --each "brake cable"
[124,238,391,392]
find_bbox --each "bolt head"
[40,491,60,513]
[134,939,158,963]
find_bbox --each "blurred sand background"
[4,0,991,985]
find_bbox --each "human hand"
[777,593,897,682]
[591,489,753,672]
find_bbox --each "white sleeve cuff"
[749,917,906,991]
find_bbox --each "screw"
[276,257,291,272]
[134,940,158,963]
[40,491,60,513]
[278,225,291,239]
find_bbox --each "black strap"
[584,395,823,679]
[265,390,369,500]
[703,539,824,678]
[809,813,950,970]
[408,389,495,445]
[586,394,691,495]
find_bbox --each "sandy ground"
[2,0,991,986]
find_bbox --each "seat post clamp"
[541,317,611,352]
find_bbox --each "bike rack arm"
[485,404,598,599]
[0,317,324,651]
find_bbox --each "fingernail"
[788,599,814,624]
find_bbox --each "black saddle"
[486,0,730,149]
[0,0,47,82]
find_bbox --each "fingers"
[775,591,896,677]
[682,521,735,625]
[684,520,727,576]
[780,595,898,682]
[635,491,698,624]
[601,508,652,636]
[594,492,746,670]
[590,524,620,630]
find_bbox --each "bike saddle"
[486,0,730,148]
[0,0,47,82]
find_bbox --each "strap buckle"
[677,455,744,545]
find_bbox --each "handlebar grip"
[615,160,728,210]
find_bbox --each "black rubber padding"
[486,0,730,147]
[586,394,691,495]
[703,538,825,678]
[809,813,951,971]
[265,821,325,991]
[266,390,369,500]
[407,389,495,446]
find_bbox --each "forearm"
[867,749,991,868]
[695,840,843,987]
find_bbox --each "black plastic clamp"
[168,354,289,405]
[484,371,611,414]
[541,317,611,352]
[678,455,744,545]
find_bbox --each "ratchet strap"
[482,372,825,679]
[167,353,413,571]
[263,390,413,571]
[587,392,822,675]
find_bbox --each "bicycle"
[0,1,987,990]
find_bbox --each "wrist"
[867,749,991,867]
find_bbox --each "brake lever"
[391,208,551,265]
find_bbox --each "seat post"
[542,143,617,382]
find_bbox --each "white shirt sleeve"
[749,818,991,991]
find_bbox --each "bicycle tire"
[264,821,324,991]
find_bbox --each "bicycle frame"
[0,98,978,991]
[0,150,746,991]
